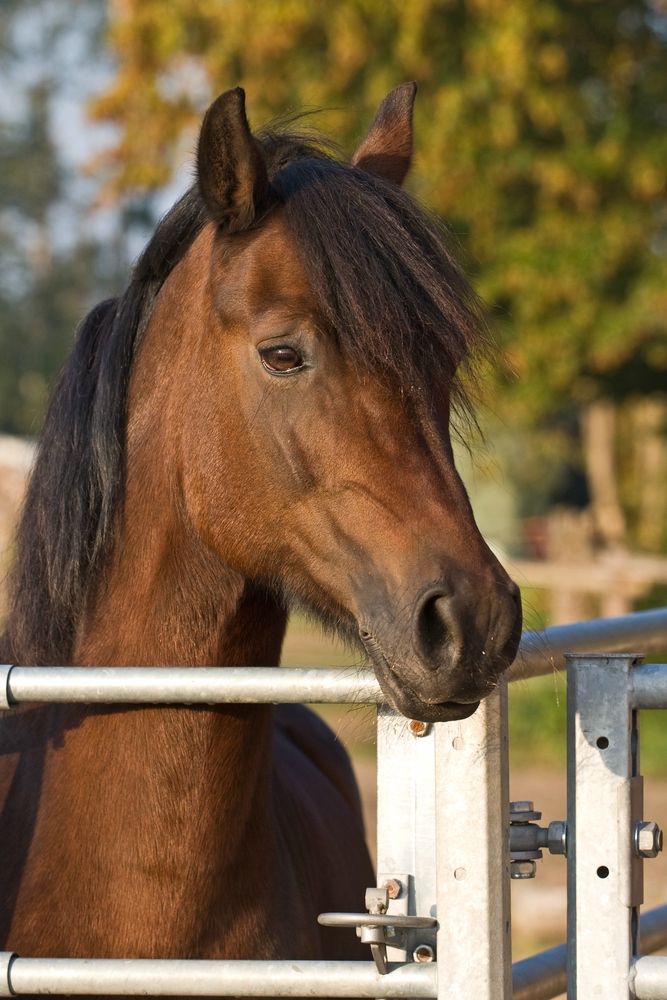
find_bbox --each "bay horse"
[0,84,521,974]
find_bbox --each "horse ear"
[197,87,270,233]
[351,82,417,186]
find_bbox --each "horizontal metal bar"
[510,607,667,681]
[511,943,566,1000]
[641,903,667,954]
[0,905,664,998]
[632,956,667,999]
[509,902,667,1000]
[5,918,667,1000]
[629,908,667,999]
[0,666,382,706]
[0,956,436,998]
[632,664,667,709]
[1,608,665,705]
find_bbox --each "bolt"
[509,800,542,823]
[635,821,663,859]
[413,945,435,963]
[409,720,430,737]
[383,879,403,899]
[510,860,536,880]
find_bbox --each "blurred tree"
[0,0,139,435]
[93,0,667,404]
[1,81,88,433]
[91,0,667,549]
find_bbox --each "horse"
[0,83,521,973]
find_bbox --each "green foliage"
[0,107,67,429]
[0,84,115,432]
[0,0,137,434]
[509,673,567,770]
[94,0,667,423]
[641,707,667,777]
[509,668,667,777]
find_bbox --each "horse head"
[173,85,521,722]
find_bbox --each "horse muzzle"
[359,577,522,723]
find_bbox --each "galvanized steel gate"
[1,607,667,999]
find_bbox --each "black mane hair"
[2,126,488,666]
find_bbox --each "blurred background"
[1,0,667,976]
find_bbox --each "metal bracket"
[318,887,436,975]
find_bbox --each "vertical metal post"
[376,706,437,962]
[566,653,643,1000]
[434,678,511,1000]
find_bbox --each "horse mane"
[3,188,210,666]
[2,125,488,667]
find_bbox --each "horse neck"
[65,400,286,864]
[63,253,288,889]
[74,515,287,669]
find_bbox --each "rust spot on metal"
[383,878,402,899]
[413,944,435,963]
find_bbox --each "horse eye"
[260,346,304,373]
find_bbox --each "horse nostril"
[417,593,452,665]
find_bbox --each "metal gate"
[1,606,667,999]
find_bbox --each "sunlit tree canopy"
[92,0,667,421]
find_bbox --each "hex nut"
[383,879,403,900]
[547,820,568,856]
[635,821,663,859]
[510,860,536,880]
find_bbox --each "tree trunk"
[632,396,667,553]
[581,400,627,551]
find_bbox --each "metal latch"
[318,887,437,974]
